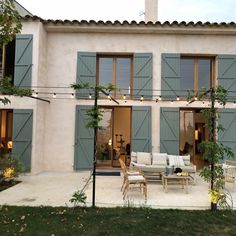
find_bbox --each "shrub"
[0,154,24,182]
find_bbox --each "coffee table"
[162,174,190,194]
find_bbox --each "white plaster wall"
[19,21,236,172]
[12,22,49,173]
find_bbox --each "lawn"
[0,206,236,235]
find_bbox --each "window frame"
[180,55,216,95]
[97,54,133,98]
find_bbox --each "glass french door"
[96,108,113,165]
[180,109,209,170]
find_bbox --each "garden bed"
[0,179,21,192]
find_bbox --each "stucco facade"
[2,17,236,173]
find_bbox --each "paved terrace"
[0,171,235,210]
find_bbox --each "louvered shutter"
[74,105,94,170]
[217,55,236,100]
[133,53,153,99]
[14,34,33,88]
[160,107,180,154]
[161,54,181,99]
[76,52,96,98]
[218,109,236,159]
[132,106,151,152]
[12,109,33,171]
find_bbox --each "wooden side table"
[162,174,190,194]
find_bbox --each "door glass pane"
[116,58,131,96]
[179,110,194,158]
[198,59,211,91]
[0,110,13,154]
[180,59,194,94]
[97,108,112,164]
[99,57,113,86]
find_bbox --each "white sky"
[17,0,236,23]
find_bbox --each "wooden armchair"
[223,160,236,192]
[119,158,147,200]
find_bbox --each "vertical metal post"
[210,88,216,191]
[92,87,98,207]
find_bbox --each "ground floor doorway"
[96,106,131,167]
[180,109,209,170]
[0,109,13,155]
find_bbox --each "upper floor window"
[98,55,132,97]
[0,40,15,82]
[180,56,215,95]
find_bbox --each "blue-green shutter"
[132,106,151,152]
[218,109,236,159]
[217,55,236,100]
[161,54,181,99]
[76,52,96,98]
[160,107,179,154]
[74,105,94,170]
[14,34,33,88]
[133,53,153,99]
[12,109,33,171]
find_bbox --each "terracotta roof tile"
[21,15,236,28]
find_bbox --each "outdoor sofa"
[130,152,196,181]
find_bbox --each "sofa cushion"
[152,153,168,165]
[181,165,196,173]
[182,155,191,166]
[140,165,166,173]
[137,152,151,165]
[168,155,185,167]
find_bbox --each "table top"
[162,174,190,179]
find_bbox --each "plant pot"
[211,202,217,211]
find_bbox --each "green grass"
[1,206,236,235]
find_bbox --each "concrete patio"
[0,171,235,210]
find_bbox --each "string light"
[194,96,198,101]
[123,94,126,100]
[34,92,38,98]
[89,93,92,99]
[176,96,180,101]
[71,93,75,98]
[170,100,173,104]
[158,96,162,101]
[140,95,144,101]
[53,93,57,98]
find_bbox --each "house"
[1,0,236,173]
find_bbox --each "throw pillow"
[131,151,137,163]
[152,153,168,165]
[137,152,151,165]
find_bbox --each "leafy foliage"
[0,0,22,47]
[71,82,115,129]
[198,86,234,209]
[69,190,87,207]
[0,154,24,182]
[0,77,32,105]
[86,107,104,129]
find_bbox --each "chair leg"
[121,178,125,192]
[123,182,129,200]
[143,182,147,201]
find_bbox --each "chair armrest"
[130,161,146,167]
